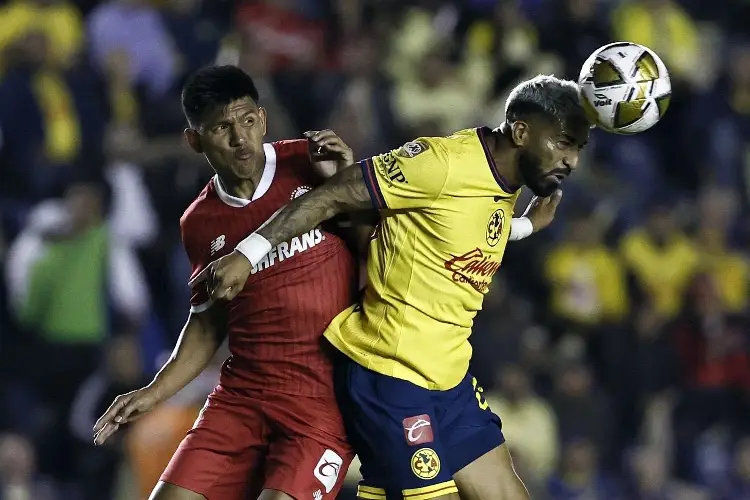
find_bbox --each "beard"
[518,149,559,197]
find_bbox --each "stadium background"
[0,0,749,498]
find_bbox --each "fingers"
[305,130,351,155]
[93,422,120,445]
[114,398,145,425]
[188,264,212,288]
[93,394,133,445]
[549,189,563,207]
[93,395,129,433]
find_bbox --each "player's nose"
[228,123,246,146]
[563,152,580,172]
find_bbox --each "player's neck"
[217,157,266,200]
[488,123,523,188]
[220,177,259,200]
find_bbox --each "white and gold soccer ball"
[578,42,671,134]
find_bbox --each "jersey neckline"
[476,127,520,194]
[214,143,277,207]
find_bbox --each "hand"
[523,189,563,233]
[304,130,354,178]
[93,387,160,445]
[189,250,252,301]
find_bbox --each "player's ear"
[511,121,530,147]
[184,128,203,154]
[258,107,268,137]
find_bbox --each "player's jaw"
[517,149,565,197]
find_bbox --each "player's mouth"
[545,168,570,184]
[545,173,566,185]
[234,149,253,160]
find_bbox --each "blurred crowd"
[0,0,749,499]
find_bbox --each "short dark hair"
[505,75,587,129]
[181,65,260,127]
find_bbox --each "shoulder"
[426,128,486,160]
[271,139,309,164]
[180,179,216,234]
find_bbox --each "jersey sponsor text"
[251,228,325,274]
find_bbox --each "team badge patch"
[291,186,312,200]
[486,209,505,247]
[411,448,441,480]
[402,414,434,446]
[396,141,429,158]
[313,449,343,493]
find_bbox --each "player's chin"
[528,179,560,198]
[230,160,256,179]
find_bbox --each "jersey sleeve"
[359,138,451,210]
[180,218,214,314]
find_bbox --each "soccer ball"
[578,42,671,134]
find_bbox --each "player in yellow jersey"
[193,75,591,500]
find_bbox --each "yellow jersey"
[324,128,520,390]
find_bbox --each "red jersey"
[180,140,357,396]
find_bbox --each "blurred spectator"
[485,364,559,480]
[538,0,612,79]
[670,274,750,480]
[88,0,179,100]
[547,439,622,499]
[626,445,709,499]
[544,209,628,328]
[612,0,700,84]
[392,44,479,136]
[0,433,56,500]
[4,177,149,481]
[620,200,699,320]
[326,35,400,159]
[469,276,535,386]
[551,363,614,463]
[719,437,750,500]
[68,335,146,500]
[0,0,84,72]
[694,189,749,313]
[692,43,750,192]
[236,0,332,132]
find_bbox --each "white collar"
[214,143,277,207]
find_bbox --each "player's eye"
[556,140,573,150]
[214,124,229,132]
[244,117,255,125]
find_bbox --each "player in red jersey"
[92,65,358,500]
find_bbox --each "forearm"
[147,311,224,403]
[237,163,372,265]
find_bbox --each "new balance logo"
[210,235,226,255]
[402,414,434,446]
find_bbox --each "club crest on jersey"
[486,209,505,247]
[291,186,312,200]
[444,248,500,293]
[396,141,429,158]
[411,448,441,480]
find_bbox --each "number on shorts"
[472,377,489,410]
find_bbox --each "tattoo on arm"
[257,163,372,247]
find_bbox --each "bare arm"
[258,163,372,248]
[147,307,226,403]
[189,164,373,300]
[93,307,225,444]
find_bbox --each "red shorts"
[160,385,354,500]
